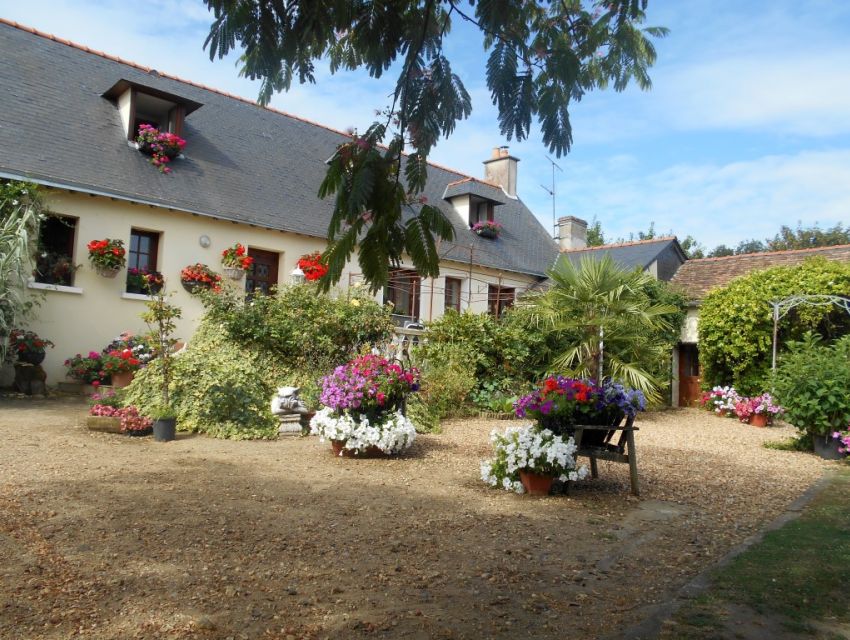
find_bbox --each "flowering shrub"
[472,220,503,236]
[830,426,850,456]
[180,263,222,292]
[126,267,164,294]
[480,425,589,493]
[221,243,254,271]
[88,388,123,409]
[136,124,186,174]
[65,351,105,383]
[102,348,142,374]
[89,403,152,433]
[103,333,155,365]
[733,393,783,423]
[514,377,645,427]
[310,407,416,454]
[8,329,54,357]
[87,238,126,271]
[296,252,328,281]
[319,354,419,414]
[701,386,740,415]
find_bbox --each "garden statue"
[270,386,313,435]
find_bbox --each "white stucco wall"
[680,306,700,343]
[26,189,539,382]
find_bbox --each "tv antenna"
[540,155,563,238]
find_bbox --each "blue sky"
[2,0,849,248]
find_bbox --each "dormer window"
[471,199,495,227]
[102,79,202,141]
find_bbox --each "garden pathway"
[0,399,831,639]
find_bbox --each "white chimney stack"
[558,216,588,251]
[483,146,519,197]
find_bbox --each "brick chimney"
[558,216,588,251]
[483,146,519,197]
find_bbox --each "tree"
[679,235,705,259]
[708,244,734,258]
[521,254,680,402]
[734,238,766,255]
[767,222,850,251]
[0,181,44,363]
[586,216,605,247]
[203,0,667,290]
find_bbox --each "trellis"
[769,294,850,372]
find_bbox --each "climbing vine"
[699,258,850,394]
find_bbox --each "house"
[0,19,559,382]
[669,244,850,406]
[555,216,688,279]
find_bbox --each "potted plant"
[472,220,503,239]
[136,124,186,174]
[514,377,645,447]
[704,385,740,417]
[101,348,142,388]
[749,393,782,427]
[220,243,254,280]
[480,425,589,495]
[141,287,182,442]
[87,238,126,278]
[34,252,78,286]
[296,251,329,281]
[126,267,164,294]
[826,426,850,459]
[64,351,106,385]
[8,329,54,365]
[86,388,125,433]
[180,263,222,294]
[309,354,419,456]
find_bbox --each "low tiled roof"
[559,237,682,271]
[0,20,558,278]
[671,244,850,300]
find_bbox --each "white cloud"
[557,150,850,247]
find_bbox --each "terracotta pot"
[749,413,769,428]
[110,371,135,388]
[330,440,389,458]
[519,470,555,496]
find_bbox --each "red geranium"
[221,243,255,271]
[296,252,328,281]
[87,238,126,271]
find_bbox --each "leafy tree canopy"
[203,0,666,290]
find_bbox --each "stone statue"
[270,386,313,435]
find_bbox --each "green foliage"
[124,317,287,440]
[773,333,850,439]
[203,0,665,290]
[202,284,393,374]
[141,288,182,407]
[408,341,477,431]
[0,181,44,362]
[767,222,850,251]
[586,216,605,247]
[522,255,683,402]
[699,258,850,393]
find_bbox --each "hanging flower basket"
[296,252,328,282]
[87,238,126,275]
[220,243,254,280]
[136,124,186,174]
[472,220,503,239]
[180,263,223,294]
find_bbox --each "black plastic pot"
[813,435,845,460]
[17,350,46,365]
[153,418,177,442]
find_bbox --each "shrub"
[202,284,393,374]
[700,258,850,394]
[773,333,850,440]
[124,317,288,439]
[408,342,477,431]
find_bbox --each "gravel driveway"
[0,398,831,639]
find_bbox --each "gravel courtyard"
[0,398,831,639]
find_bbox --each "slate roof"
[559,237,683,271]
[671,244,850,300]
[443,178,508,204]
[0,20,558,278]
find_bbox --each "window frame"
[33,214,77,287]
[385,269,421,321]
[128,228,160,274]
[444,277,463,313]
[487,284,515,318]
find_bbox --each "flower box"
[472,220,503,239]
[221,243,254,279]
[86,415,123,433]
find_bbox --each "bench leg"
[590,456,598,479]
[626,429,640,496]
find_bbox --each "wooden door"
[678,343,702,407]
[245,248,279,295]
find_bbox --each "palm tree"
[522,254,679,402]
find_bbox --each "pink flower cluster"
[319,354,419,413]
[831,427,850,456]
[733,393,783,423]
[89,404,152,433]
[136,124,186,174]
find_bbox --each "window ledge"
[28,281,83,295]
[121,292,155,302]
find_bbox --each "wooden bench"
[569,415,639,496]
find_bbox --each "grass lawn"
[664,468,850,639]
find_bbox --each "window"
[488,285,515,317]
[445,277,462,313]
[128,229,160,272]
[34,215,77,286]
[385,270,421,323]
[471,200,494,226]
